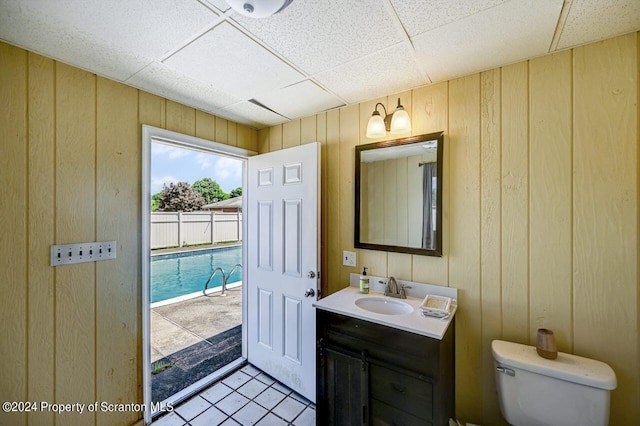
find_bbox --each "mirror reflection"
[355,132,443,256]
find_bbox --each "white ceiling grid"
[0,0,638,129]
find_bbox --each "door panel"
[247,142,320,402]
[258,289,273,349]
[257,201,273,270]
[283,200,302,276]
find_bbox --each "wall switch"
[343,250,356,267]
[50,241,117,266]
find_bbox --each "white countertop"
[313,275,457,340]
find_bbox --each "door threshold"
[150,357,247,420]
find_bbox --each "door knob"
[304,288,315,298]
[307,271,316,279]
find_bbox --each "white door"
[247,142,320,402]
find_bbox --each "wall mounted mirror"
[355,131,444,256]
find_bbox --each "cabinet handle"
[391,383,406,394]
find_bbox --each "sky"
[151,142,243,194]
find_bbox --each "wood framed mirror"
[355,131,444,256]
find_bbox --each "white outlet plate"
[50,241,117,266]
[343,250,356,267]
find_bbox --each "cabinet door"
[318,345,367,425]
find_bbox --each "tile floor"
[152,364,315,426]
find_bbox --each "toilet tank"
[492,340,617,426]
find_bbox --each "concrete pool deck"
[151,286,242,363]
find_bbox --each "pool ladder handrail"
[203,267,225,297]
[202,264,242,297]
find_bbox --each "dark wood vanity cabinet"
[317,310,454,426]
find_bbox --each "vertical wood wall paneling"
[528,51,573,350]
[269,125,283,152]
[500,62,530,343]
[339,106,359,286]
[325,110,341,294]
[448,75,483,422]
[479,67,505,426]
[358,98,388,278]
[573,34,639,423]
[55,62,96,426]
[166,100,195,136]
[138,92,166,129]
[237,124,254,151]
[258,128,269,154]
[411,82,449,285]
[195,110,216,142]
[283,119,301,148]
[27,52,56,426]
[227,121,237,147]
[96,77,140,425]
[215,116,228,144]
[0,43,27,426]
[301,116,316,144]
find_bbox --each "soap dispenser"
[359,267,370,294]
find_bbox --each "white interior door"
[247,142,320,402]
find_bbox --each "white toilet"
[492,340,617,426]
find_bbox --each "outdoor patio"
[151,286,243,402]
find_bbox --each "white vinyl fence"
[151,211,242,249]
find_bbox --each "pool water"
[151,245,242,303]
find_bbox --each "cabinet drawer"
[319,311,441,376]
[369,363,433,421]
[371,399,433,426]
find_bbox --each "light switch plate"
[343,250,356,267]
[50,241,117,266]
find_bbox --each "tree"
[157,182,206,212]
[192,178,228,204]
[151,192,162,212]
[229,187,242,198]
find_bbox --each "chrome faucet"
[384,276,410,299]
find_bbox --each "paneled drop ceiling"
[1,0,638,129]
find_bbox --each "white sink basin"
[355,297,414,316]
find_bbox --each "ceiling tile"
[557,0,640,49]
[218,101,289,128]
[232,0,405,74]
[314,42,428,104]
[0,0,219,80]
[255,80,345,119]
[201,0,231,14]
[0,5,149,81]
[412,0,563,82]
[390,0,509,37]
[163,22,304,100]
[127,62,241,113]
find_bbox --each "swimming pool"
[151,245,242,303]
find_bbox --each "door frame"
[141,125,256,424]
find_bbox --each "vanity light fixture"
[366,98,412,138]
[225,0,293,18]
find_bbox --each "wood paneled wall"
[259,33,640,424]
[0,42,257,426]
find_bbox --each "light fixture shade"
[366,114,386,138]
[390,108,411,134]
[225,0,293,18]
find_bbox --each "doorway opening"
[142,126,254,423]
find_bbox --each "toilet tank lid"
[492,340,617,390]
